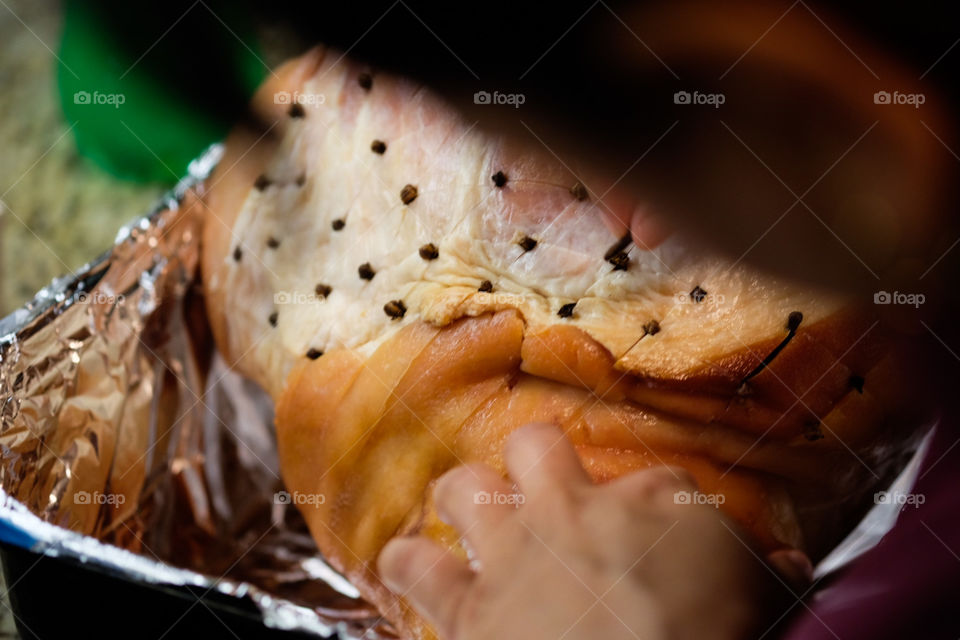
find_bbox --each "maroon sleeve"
[782,416,960,639]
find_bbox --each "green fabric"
[57,0,265,183]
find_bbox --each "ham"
[199,46,921,640]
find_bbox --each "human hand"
[379,423,803,640]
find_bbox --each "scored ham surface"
[198,47,920,639]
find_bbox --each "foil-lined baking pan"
[0,145,393,639]
[0,142,931,639]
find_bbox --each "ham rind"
[199,46,921,640]
[200,46,854,398]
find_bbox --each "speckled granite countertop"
[0,0,166,316]
[0,2,160,635]
[0,0,309,317]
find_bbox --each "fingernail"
[630,205,671,249]
[665,465,699,489]
[768,548,814,585]
[377,546,402,590]
[785,549,814,582]
[508,422,557,443]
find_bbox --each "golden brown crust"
[201,47,922,640]
[274,311,912,639]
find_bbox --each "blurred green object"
[57,0,266,183]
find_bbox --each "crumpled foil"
[0,142,934,639]
[0,145,393,638]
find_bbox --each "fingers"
[378,536,473,639]
[606,465,698,507]
[629,204,671,250]
[766,548,814,592]
[504,423,591,499]
[433,463,517,560]
[596,184,672,252]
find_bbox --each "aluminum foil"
[0,142,933,639]
[0,145,393,639]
